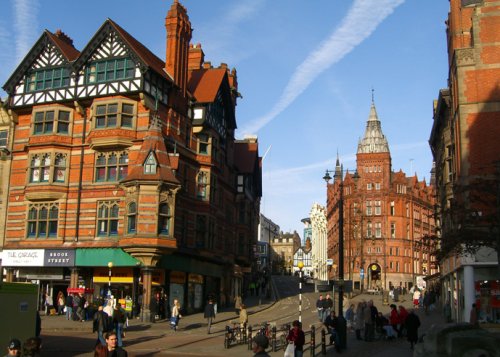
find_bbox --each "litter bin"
[383,290,389,305]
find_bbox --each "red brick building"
[325,101,436,293]
[0,0,261,320]
[430,0,500,323]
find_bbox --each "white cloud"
[241,0,405,135]
[14,0,40,64]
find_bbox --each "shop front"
[1,249,75,311]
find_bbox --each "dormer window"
[144,152,157,174]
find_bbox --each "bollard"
[321,329,326,355]
[248,326,253,350]
[272,326,277,352]
[310,325,316,357]
[243,324,247,344]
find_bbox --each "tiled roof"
[188,68,226,103]
[234,141,259,173]
[46,31,80,61]
[108,19,171,81]
[121,124,179,185]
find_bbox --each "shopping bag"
[169,316,178,326]
[284,342,295,357]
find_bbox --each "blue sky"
[0,0,450,236]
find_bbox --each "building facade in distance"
[1,0,261,320]
[325,101,436,293]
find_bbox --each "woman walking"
[354,301,364,340]
[170,299,182,331]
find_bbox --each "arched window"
[197,172,208,199]
[158,203,171,235]
[127,202,137,233]
[97,201,119,236]
[27,203,59,238]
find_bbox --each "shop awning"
[76,248,141,267]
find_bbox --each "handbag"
[284,342,295,357]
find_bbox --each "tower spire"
[357,95,390,154]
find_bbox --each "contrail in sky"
[241,0,405,134]
[13,0,39,64]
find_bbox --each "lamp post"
[107,262,113,298]
[298,261,304,323]
[324,165,358,350]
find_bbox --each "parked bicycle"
[224,322,246,348]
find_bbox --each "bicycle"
[224,321,246,348]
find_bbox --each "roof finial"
[371,87,375,104]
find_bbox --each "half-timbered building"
[1,0,261,320]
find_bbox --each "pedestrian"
[234,295,242,315]
[44,293,53,316]
[65,293,74,320]
[412,288,421,309]
[204,299,216,334]
[251,334,270,357]
[105,332,127,357]
[113,303,127,347]
[21,337,41,357]
[363,300,374,342]
[398,305,409,337]
[170,299,182,331]
[345,303,355,332]
[354,301,364,340]
[376,312,396,339]
[323,310,340,351]
[389,304,400,337]
[315,295,324,322]
[469,303,479,326]
[5,338,21,357]
[94,344,108,357]
[405,309,421,350]
[323,294,333,321]
[286,320,305,357]
[239,303,248,329]
[423,290,431,315]
[57,291,65,315]
[93,305,110,346]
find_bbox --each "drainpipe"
[74,101,87,242]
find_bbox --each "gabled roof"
[121,122,180,185]
[73,18,171,82]
[2,30,80,94]
[188,68,226,103]
[234,140,259,173]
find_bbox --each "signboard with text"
[3,249,75,267]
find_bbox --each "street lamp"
[297,261,304,323]
[107,262,113,298]
[323,164,358,350]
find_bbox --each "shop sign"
[188,273,203,284]
[44,249,75,267]
[170,271,186,284]
[18,267,64,280]
[93,268,133,283]
[3,249,44,266]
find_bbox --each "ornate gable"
[3,31,79,107]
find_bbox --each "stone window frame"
[28,151,69,185]
[158,203,171,236]
[91,99,137,130]
[26,202,59,238]
[94,151,129,182]
[96,200,120,237]
[32,106,72,135]
[127,201,137,234]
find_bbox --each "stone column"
[141,267,153,323]
[463,265,475,323]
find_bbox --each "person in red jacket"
[389,304,400,337]
[398,305,409,337]
[286,320,305,357]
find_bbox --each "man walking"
[316,295,324,322]
[65,293,73,320]
[204,299,216,334]
[105,331,128,357]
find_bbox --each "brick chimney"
[188,43,205,70]
[55,29,74,46]
[165,0,192,96]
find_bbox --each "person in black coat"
[405,309,421,350]
[105,332,127,357]
[203,299,216,334]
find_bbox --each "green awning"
[76,248,141,267]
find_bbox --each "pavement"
[37,280,500,357]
